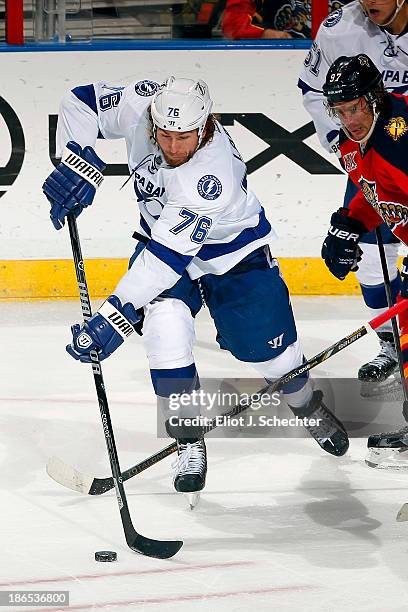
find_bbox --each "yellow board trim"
[0,257,377,301]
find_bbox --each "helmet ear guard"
[150,77,213,146]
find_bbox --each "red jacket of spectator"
[222,0,314,39]
[222,0,265,39]
[222,0,350,40]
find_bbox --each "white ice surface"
[1,297,408,612]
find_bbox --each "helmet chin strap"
[343,101,380,144]
[360,0,405,27]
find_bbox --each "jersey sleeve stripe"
[146,239,193,275]
[72,85,97,115]
[140,215,152,237]
[196,208,271,261]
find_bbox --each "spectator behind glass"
[222,0,351,40]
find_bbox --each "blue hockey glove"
[321,208,366,280]
[42,141,106,230]
[401,256,408,299]
[66,296,141,363]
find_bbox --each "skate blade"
[397,503,408,522]
[365,447,408,470]
[185,492,200,510]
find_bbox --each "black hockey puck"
[95,550,117,562]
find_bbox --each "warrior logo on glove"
[62,149,104,188]
[42,141,106,230]
[77,332,93,349]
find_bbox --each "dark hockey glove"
[42,141,106,230]
[66,295,141,363]
[321,208,366,280]
[401,256,408,299]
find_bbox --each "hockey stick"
[47,297,408,495]
[65,214,182,559]
[375,227,408,420]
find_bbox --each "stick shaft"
[67,215,135,535]
[67,215,183,557]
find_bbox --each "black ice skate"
[173,438,207,509]
[365,426,408,469]
[358,332,398,393]
[290,390,349,457]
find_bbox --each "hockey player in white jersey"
[298,0,408,386]
[42,77,349,500]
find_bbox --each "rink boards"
[1,48,367,298]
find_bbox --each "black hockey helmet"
[323,54,383,107]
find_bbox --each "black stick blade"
[89,477,114,495]
[130,534,183,559]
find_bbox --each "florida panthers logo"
[358,176,408,229]
[384,117,408,141]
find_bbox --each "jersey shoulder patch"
[384,115,408,142]
[323,8,343,28]
[374,99,408,175]
[134,80,160,97]
[197,175,223,200]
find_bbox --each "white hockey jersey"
[298,0,408,153]
[57,79,276,310]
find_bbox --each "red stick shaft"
[369,299,408,330]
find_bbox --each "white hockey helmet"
[151,77,213,144]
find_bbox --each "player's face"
[330,97,374,141]
[156,128,200,167]
[360,0,400,25]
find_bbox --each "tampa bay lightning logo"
[135,80,159,97]
[323,8,342,27]
[197,175,222,200]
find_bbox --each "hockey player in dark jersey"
[321,54,408,302]
[299,0,408,387]
[321,53,408,465]
[322,55,408,248]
